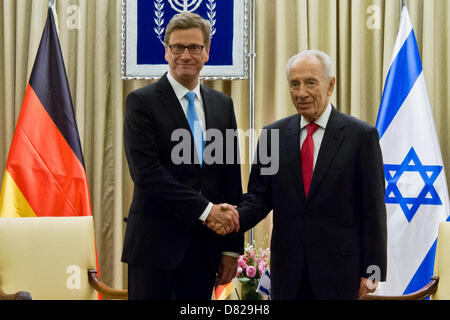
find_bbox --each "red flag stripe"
[6,84,91,217]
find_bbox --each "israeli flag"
[375,7,450,295]
[256,268,271,299]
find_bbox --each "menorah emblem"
[168,0,203,13]
[154,0,216,45]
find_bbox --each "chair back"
[432,221,450,299]
[0,216,98,300]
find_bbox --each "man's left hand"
[358,278,378,299]
[216,255,238,285]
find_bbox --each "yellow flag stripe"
[216,282,235,300]
[0,170,37,217]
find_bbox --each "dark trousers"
[296,260,316,300]
[128,234,217,300]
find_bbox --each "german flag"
[0,8,91,218]
[214,281,235,300]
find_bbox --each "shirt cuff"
[222,251,240,258]
[199,202,213,222]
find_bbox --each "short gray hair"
[286,50,334,80]
[164,12,211,48]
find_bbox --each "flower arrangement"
[236,240,270,300]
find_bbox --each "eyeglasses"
[168,44,205,55]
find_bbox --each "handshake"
[203,203,240,236]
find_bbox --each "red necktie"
[301,123,319,197]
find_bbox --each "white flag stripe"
[390,9,413,65]
[256,268,271,298]
[380,75,442,164]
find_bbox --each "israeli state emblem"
[153,0,217,45]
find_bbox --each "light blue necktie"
[185,91,204,166]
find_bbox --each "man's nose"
[296,84,309,98]
[180,48,192,59]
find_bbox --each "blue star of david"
[384,147,443,223]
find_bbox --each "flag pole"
[401,0,407,11]
[47,0,60,36]
[400,1,406,26]
[248,0,256,245]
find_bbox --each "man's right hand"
[204,204,240,236]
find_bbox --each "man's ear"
[328,77,336,97]
[164,46,170,63]
[203,46,210,63]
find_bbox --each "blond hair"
[164,12,211,48]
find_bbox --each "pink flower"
[249,248,255,259]
[238,258,247,269]
[255,257,265,266]
[258,261,266,276]
[236,266,243,277]
[246,266,256,278]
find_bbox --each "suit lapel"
[201,85,220,132]
[307,108,345,200]
[284,115,307,204]
[156,73,191,132]
[201,85,224,155]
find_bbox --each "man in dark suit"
[211,50,387,299]
[121,12,243,300]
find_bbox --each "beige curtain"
[1,0,449,291]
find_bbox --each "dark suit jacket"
[239,107,387,300]
[122,74,243,272]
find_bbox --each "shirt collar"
[167,72,201,101]
[300,102,332,130]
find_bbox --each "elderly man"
[211,50,387,300]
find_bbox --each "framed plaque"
[121,0,249,79]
